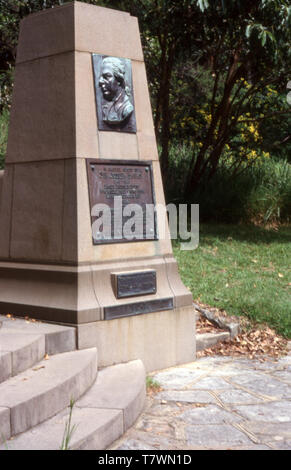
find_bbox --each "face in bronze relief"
[99,57,134,125]
[92,54,136,133]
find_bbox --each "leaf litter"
[196,302,288,360]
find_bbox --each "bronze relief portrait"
[92,54,136,133]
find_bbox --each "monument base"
[0,258,195,372]
[77,307,196,373]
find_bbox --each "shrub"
[165,142,291,224]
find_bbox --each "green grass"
[173,224,291,338]
[146,376,161,391]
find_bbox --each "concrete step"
[0,315,76,355]
[0,329,45,383]
[196,332,230,352]
[0,348,98,442]
[0,315,77,385]
[1,359,146,450]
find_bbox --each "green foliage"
[174,223,291,338]
[122,0,289,187]
[248,159,291,223]
[146,376,161,393]
[0,109,9,169]
[0,0,290,202]
[166,142,291,224]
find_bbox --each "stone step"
[0,315,76,356]
[196,332,230,352]
[0,315,77,385]
[1,359,146,450]
[0,348,98,443]
[0,329,45,383]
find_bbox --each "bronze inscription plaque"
[112,270,157,299]
[104,298,174,320]
[87,159,157,244]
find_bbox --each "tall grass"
[166,143,291,224]
[248,159,291,223]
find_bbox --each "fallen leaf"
[195,301,288,360]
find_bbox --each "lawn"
[173,224,291,339]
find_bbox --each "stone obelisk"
[0,2,195,372]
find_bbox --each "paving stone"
[233,401,291,423]
[152,368,205,390]
[243,421,291,441]
[229,373,291,399]
[114,439,157,450]
[141,401,183,417]
[277,356,291,366]
[185,424,253,448]
[231,359,279,371]
[179,405,242,425]
[224,444,271,450]
[155,390,216,404]
[110,429,188,451]
[189,376,233,390]
[218,389,266,405]
[193,357,233,366]
[270,370,291,383]
[135,416,177,439]
[267,441,291,450]
[204,364,243,377]
[111,354,291,451]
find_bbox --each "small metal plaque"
[86,159,157,244]
[112,270,157,299]
[92,54,136,133]
[104,297,174,320]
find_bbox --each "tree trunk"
[185,52,242,196]
[158,43,175,180]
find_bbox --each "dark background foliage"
[0,0,290,222]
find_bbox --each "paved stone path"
[109,355,291,450]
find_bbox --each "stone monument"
[0,2,195,372]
